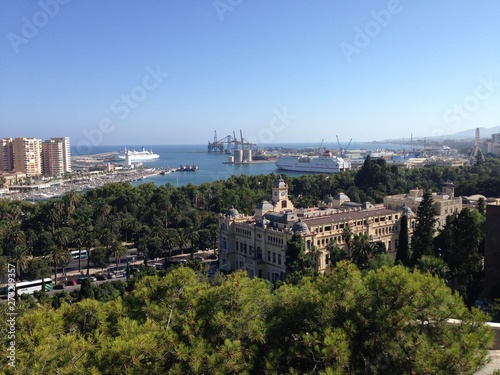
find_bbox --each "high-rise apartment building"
[0,138,14,172]
[12,137,42,177]
[50,137,71,173]
[42,139,64,176]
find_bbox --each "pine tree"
[411,190,437,265]
[78,278,94,301]
[395,214,411,266]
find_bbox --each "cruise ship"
[275,150,350,173]
[118,147,160,161]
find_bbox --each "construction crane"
[317,139,324,155]
[336,135,352,157]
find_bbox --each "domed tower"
[255,200,274,219]
[441,180,455,198]
[292,219,309,234]
[225,206,239,218]
[271,175,294,211]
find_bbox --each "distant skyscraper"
[13,137,42,177]
[50,137,71,173]
[42,139,64,176]
[0,138,14,172]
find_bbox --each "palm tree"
[109,240,127,273]
[176,228,190,255]
[9,245,31,281]
[72,227,86,272]
[304,246,322,272]
[45,245,70,285]
[46,200,64,235]
[352,233,374,269]
[326,239,346,268]
[186,227,200,258]
[54,227,73,250]
[417,255,450,281]
[342,225,353,259]
[62,190,81,220]
[164,228,180,261]
[4,223,26,255]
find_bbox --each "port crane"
[317,139,324,155]
[208,130,255,153]
[336,135,352,157]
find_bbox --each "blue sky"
[1,1,499,149]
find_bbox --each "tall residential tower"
[0,138,14,172]
[12,137,42,177]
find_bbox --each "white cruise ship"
[275,150,350,173]
[118,147,160,161]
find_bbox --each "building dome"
[273,175,287,188]
[334,193,349,200]
[256,200,274,210]
[399,203,415,217]
[292,219,309,234]
[225,206,239,218]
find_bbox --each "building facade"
[482,205,500,299]
[50,137,71,173]
[42,139,64,176]
[383,181,462,228]
[12,137,42,177]
[0,138,13,172]
[218,177,415,282]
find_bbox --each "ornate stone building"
[383,180,462,228]
[218,176,415,281]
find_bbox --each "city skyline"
[1,1,500,150]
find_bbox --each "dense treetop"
[0,264,494,374]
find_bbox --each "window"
[256,247,262,260]
[278,254,282,265]
[273,252,276,263]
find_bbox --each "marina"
[0,140,469,201]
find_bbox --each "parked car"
[195,256,204,262]
[77,276,97,284]
[66,279,77,286]
[53,284,65,290]
[107,273,116,279]
[96,275,107,281]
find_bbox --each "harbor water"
[72,143,406,188]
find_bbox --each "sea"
[71,142,407,188]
